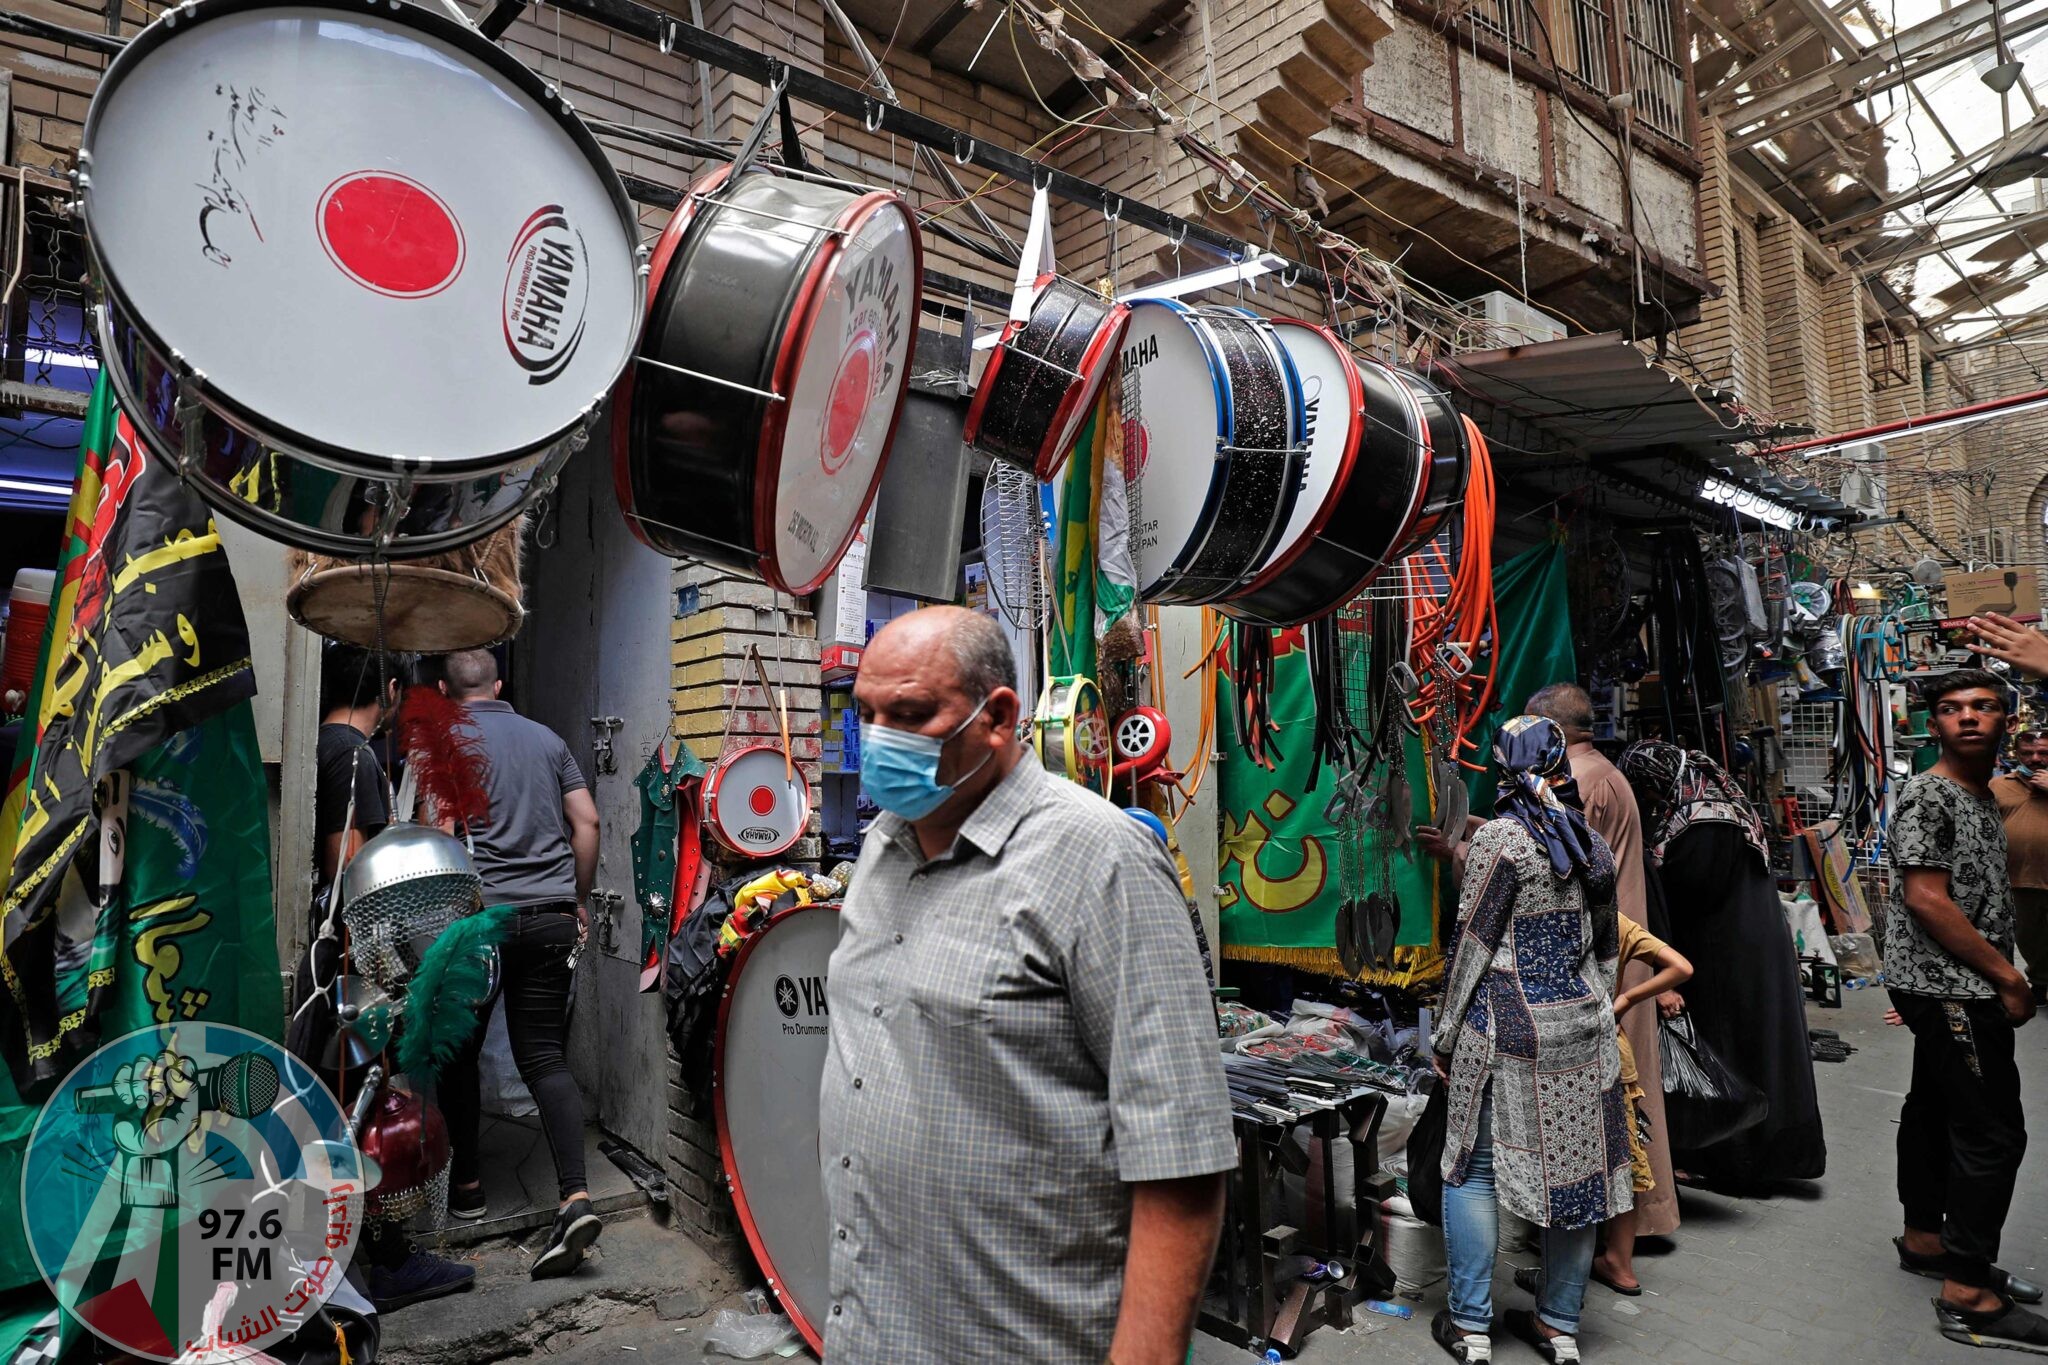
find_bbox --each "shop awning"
[1434,331,1864,528]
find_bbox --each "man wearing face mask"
[819,607,1234,1365]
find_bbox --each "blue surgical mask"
[860,696,993,820]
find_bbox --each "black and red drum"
[76,0,643,557]
[962,275,1130,480]
[703,743,812,860]
[1374,359,1469,563]
[615,166,922,595]
[1121,300,1307,606]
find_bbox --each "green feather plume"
[395,903,518,1083]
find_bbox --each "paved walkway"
[1196,985,2048,1364]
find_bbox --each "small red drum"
[704,743,811,859]
[615,166,922,595]
[77,0,643,557]
[714,902,840,1355]
[963,275,1129,480]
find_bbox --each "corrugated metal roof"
[1435,331,1863,526]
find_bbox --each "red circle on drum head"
[318,172,466,299]
[821,330,876,474]
[748,784,778,816]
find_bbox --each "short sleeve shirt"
[818,756,1235,1364]
[456,700,589,906]
[315,723,387,878]
[1885,771,2015,999]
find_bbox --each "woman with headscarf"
[1431,716,1634,1365]
[1616,741,1826,1185]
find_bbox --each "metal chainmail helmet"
[336,823,483,998]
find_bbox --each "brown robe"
[1572,744,1680,1238]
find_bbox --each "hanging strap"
[1008,184,1057,326]
[719,64,795,199]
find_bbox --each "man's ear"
[493,680,504,699]
[437,680,450,698]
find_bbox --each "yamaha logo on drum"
[740,826,781,846]
[502,206,593,385]
[774,973,829,1034]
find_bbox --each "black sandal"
[1431,1308,1493,1362]
[1505,1308,1583,1364]
[1935,1296,2048,1354]
[1897,1237,2045,1304]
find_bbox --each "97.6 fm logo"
[21,1023,365,1361]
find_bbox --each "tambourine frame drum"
[76,0,643,558]
[615,165,922,595]
[1034,674,1112,795]
[713,902,841,1356]
[286,561,523,654]
[703,743,812,860]
[962,274,1130,481]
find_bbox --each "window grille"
[1624,0,1688,142]
[1468,0,1538,54]
[1552,0,1614,92]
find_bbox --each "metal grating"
[1553,0,1615,93]
[1779,698,1842,831]
[1623,0,1687,144]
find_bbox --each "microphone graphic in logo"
[24,1024,363,1363]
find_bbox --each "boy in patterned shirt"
[1886,668,2046,1354]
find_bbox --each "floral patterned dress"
[1431,818,1634,1230]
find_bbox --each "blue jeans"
[1443,1092,1599,1335]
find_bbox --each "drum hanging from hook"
[613,164,923,595]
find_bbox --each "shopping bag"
[1406,1080,1450,1227]
[1657,1012,1767,1150]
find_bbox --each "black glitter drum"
[963,275,1131,481]
[1120,300,1307,607]
[1221,323,1469,626]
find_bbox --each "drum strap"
[720,66,808,197]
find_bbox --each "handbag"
[1405,1078,1450,1227]
[1657,1011,1767,1151]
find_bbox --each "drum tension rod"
[686,193,853,236]
[1004,349,1089,383]
[633,354,785,403]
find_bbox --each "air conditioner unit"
[1837,441,1886,515]
[1464,292,1568,347]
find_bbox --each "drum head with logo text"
[715,904,840,1355]
[1119,302,1226,599]
[705,744,811,859]
[82,2,639,468]
[768,201,918,595]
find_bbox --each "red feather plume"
[398,687,491,831]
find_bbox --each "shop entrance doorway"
[515,424,674,1163]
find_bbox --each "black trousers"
[1891,990,2028,1288]
[442,907,588,1201]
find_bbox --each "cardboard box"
[1941,566,2041,625]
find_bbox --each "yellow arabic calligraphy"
[131,894,209,1024]
[1219,791,1328,914]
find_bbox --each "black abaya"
[1657,821,1827,1183]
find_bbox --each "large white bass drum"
[77,0,644,557]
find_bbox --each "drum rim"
[1036,674,1109,794]
[749,189,924,596]
[1125,298,1233,604]
[78,0,644,477]
[1384,366,1467,560]
[95,312,570,559]
[1228,317,1365,602]
[712,900,840,1359]
[704,741,812,858]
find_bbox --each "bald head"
[866,606,1016,699]
[856,608,1023,835]
[1525,682,1594,741]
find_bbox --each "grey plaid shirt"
[818,755,1235,1363]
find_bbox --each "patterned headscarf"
[1617,740,1769,865]
[1493,715,1607,890]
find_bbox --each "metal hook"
[1331,276,1349,306]
[1279,265,1300,289]
[954,135,974,165]
[864,100,886,133]
[1031,165,1052,193]
[1102,193,1121,224]
[659,17,674,54]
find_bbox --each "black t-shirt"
[316,722,389,880]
